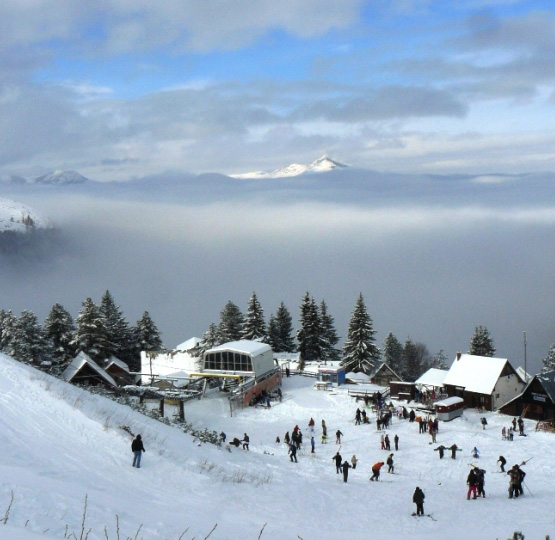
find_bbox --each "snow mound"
[231,155,348,179]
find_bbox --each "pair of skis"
[411,513,436,521]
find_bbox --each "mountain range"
[0,170,89,185]
[230,155,348,179]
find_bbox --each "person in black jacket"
[333,451,343,474]
[342,460,351,482]
[413,487,425,515]
[387,453,394,473]
[498,455,507,472]
[131,434,145,468]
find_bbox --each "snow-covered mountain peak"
[0,197,53,233]
[34,169,89,185]
[231,155,348,179]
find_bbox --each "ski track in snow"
[0,354,553,540]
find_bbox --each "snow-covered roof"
[435,396,464,407]
[104,356,130,372]
[61,353,117,387]
[207,340,271,356]
[442,354,509,395]
[516,366,532,383]
[538,370,555,403]
[346,371,371,383]
[415,368,449,388]
[175,337,201,351]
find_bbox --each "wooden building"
[61,352,117,388]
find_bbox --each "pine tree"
[469,325,496,357]
[72,298,110,363]
[342,293,380,374]
[218,301,244,343]
[541,344,555,373]
[402,338,420,381]
[0,310,17,353]
[273,302,295,353]
[9,311,46,365]
[133,311,163,372]
[267,315,281,351]
[382,332,404,375]
[431,349,449,370]
[195,323,220,364]
[296,292,322,361]
[319,300,340,362]
[241,292,267,342]
[43,303,76,368]
[99,290,132,361]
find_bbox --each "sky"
[1,352,554,540]
[0,1,553,374]
[0,0,554,180]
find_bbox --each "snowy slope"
[0,353,553,540]
[0,197,53,233]
[231,155,348,179]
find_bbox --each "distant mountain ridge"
[0,170,90,185]
[231,155,348,179]
[0,197,53,233]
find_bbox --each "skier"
[308,417,315,429]
[333,451,343,474]
[450,444,460,459]
[351,454,358,470]
[498,455,507,472]
[476,468,486,498]
[275,436,281,444]
[380,433,385,450]
[131,434,145,468]
[230,437,242,447]
[322,419,327,442]
[481,417,488,430]
[362,409,368,423]
[394,434,399,451]
[355,408,361,425]
[384,433,391,451]
[507,464,522,498]
[242,433,250,450]
[387,453,394,473]
[219,431,226,443]
[467,467,478,500]
[336,429,343,444]
[413,487,425,516]
[434,445,446,459]
[471,446,480,459]
[289,443,298,463]
[342,460,351,483]
[284,431,290,445]
[409,409,416,423]
[370,461,384,481]
[310,436,315,454]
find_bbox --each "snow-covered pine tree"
[468,325,496,357]
[402,338,419,381]
[267,315,281,351]
[274,301,295,353]
[0,310,17,353]
[99,290,133,362]
[241,292,267,342]
[296,292,322,362]
[430,349,449,370]
[7,311,46,365]
[541,344,555,373]
[342,293,380,374]
[72,298,110,363]
[194,323,220,365]
[382,332,404,375]
[43,303,76,369]
[218,301,244,344]
[319,300,340,362]
[133,311,163,372]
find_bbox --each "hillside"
[0,197,52,233]
[0,353,553,540]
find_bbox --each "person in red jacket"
[370,461,384,481]
[467,467,478,500]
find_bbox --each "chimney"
[456,351,462,361]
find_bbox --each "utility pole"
[523,331,527,382]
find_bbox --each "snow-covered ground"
[0,353,553,540]
[0,197,52,233]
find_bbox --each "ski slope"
[0,353,553,540]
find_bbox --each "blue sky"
[1,1,554,179]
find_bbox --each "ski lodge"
[442,353,525,411]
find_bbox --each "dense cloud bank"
[0,169,553,373]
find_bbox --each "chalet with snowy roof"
[140,337,201,385]
[368,362,401,387]
[103,356,138,386]
[61,352,117,388]
[442,353,525,411]
[499,370,555,421]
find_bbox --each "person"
[333,451,343,474]
[242,433,250,450]
[351,454,358,470]
[355,408,361,425]
[230,437,242,447]
[498,455,507,472]
[433,418,439,433]
[277,388,282,402]
[336,429,343,444]
[285,366,290,377]
[517,417,524,436]
[409,409,416,423]
[476,468,486,498]
[502,427,506,440]
[434,445,446,459]
[380,433,385,450]
[308,417,315,429]
[131,434,145,468]
[387,453,394,473]
[219,431,226,443]
[508,465,522,499]
[394,434,399,451]
[467,467,478,500]
[413,487,425,516]
[370,461,384,481]
[311,436,315,454]
[472,447,479,459]
[342,460,351,483]
[289,442,297,463]
[512,417,517,431]
[284,431,290,445]
[508,427,514,441]
[384,433,391,451]
[450,444,460,459]
[275,436,281,444]
[481,417,488,430]
[430,426,437,444]
[297,430,303,450]
[266,396,271,408]
[322,419,327,440]
[362,410,369,423]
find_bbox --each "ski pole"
[522,481,533,497]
